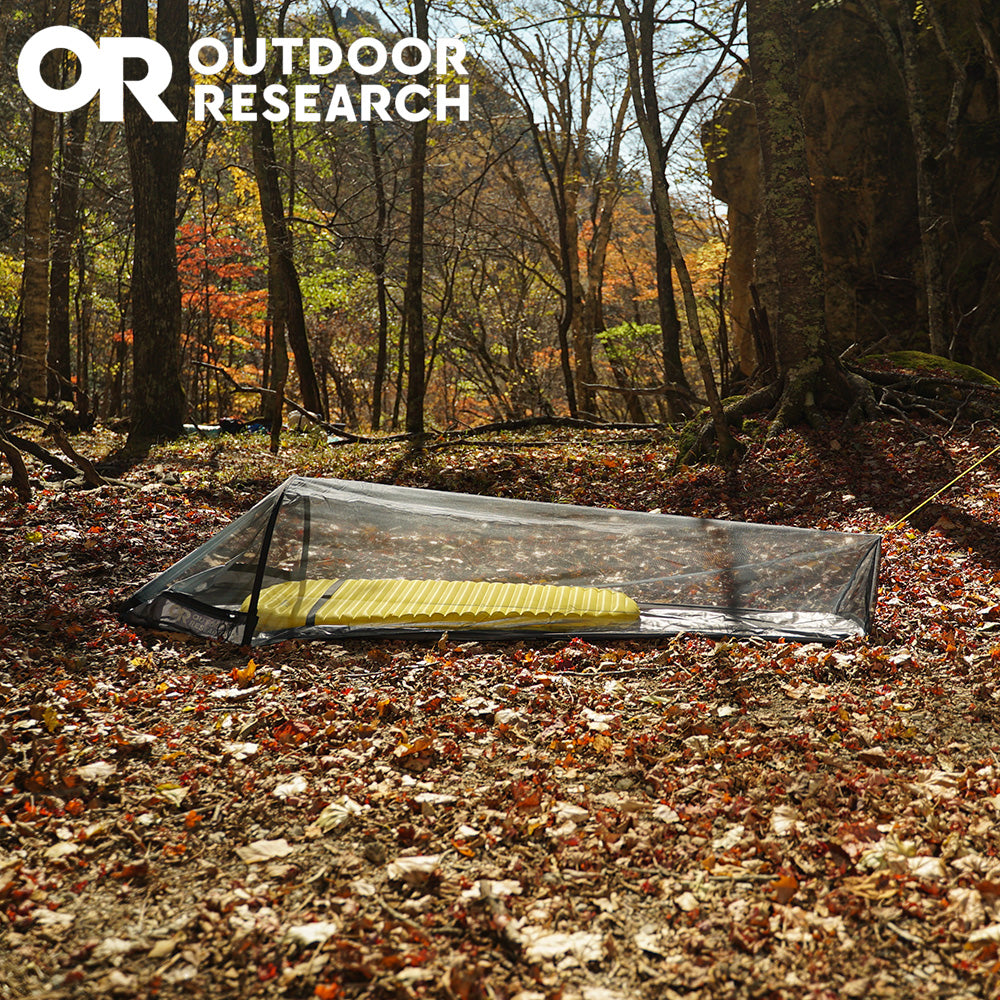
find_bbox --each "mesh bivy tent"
[118,476,881,646]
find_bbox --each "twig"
[477,880,525,955]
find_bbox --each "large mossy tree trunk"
[123,0,188,446]
[746,0,874,430]
[860,0,951,357]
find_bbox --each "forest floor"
[2,415,1000,1000]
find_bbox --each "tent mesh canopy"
[119,476,882,645]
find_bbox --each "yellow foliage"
[0,254,22,311]
[689,237,729,299]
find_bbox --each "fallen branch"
[584,380,706,403]
[1,406,109,487]
[325,427,414,445]
[6,431,77,478]
[0,431,31,502]
[1,405,47,429]
[193,361,345,436]
[48,422,108,488]
[428,435,662,451]
[443,416,664,438]
[326,415,667,447]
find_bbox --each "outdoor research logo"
[18,25,471,123]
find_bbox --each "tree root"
[677,382,779,466]
[676,356,949,466]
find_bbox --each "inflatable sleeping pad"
[241,577,641,631]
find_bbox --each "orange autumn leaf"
[769,873,799,904]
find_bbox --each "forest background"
[3,0,745,443]
[3,0,999,454]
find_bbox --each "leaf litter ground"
[2,417,1000,1000]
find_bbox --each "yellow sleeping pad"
[243,578,640,631]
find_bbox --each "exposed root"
[678,358,916,465]
[677,382,779,466]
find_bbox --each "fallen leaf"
[76,761,116,782]
[236,838,295,864]
[521,927,603,964]
[386,854,441,885]
[273,775,308,799]
[967,923,1000,948]
[768,873,799,904]
[675,891,700,912]
[314,796,362,833]
[461,879,523,900]
[285,921,340,947]
[771,805,804,837]
[44,842,80,861]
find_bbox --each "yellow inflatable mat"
[243,578,640,631]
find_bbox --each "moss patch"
[858,351,1000,386]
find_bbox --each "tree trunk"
[577,89,631,421]
[239,0,324,421]
[860,0,950,356]
[18,0,66,407]
[366,122,390,431]
[567,213,597,419]
[499,158,578,416]
[599,339,647,422]
[745,0,857,429]
[20,104,55,407]
[617,0,738,458]
[637,0,692,413]
[323,4,391,431]
[403,0,430,435]
[123,0,188,445]
[49,0,98,404]
[268,316,287,455]
[652,212,687,405]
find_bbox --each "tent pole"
[240,482,289,645]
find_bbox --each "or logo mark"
[18,26,176,122]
